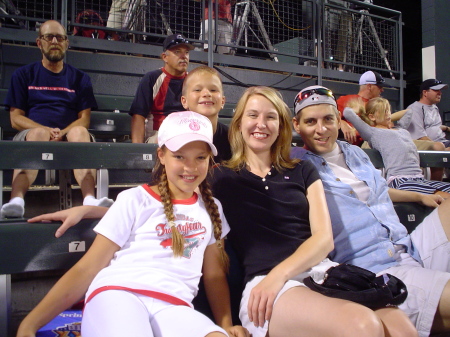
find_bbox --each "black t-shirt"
[213,122,232,164]
[212,160,320,284]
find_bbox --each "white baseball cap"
[359,71,389,87]
[158,111,218,156]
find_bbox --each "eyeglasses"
[295,88,335,106]
[39,34,68,42]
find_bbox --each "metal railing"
[0,0,402,83]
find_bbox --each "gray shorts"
[13,129,96,142]
[381,208,450,337]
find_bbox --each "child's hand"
[419,193,445,208]
[226,325,251,337]
[28,207,86,238]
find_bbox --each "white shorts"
[82,290,228,337]
[239,259,337,337]
[380,208,450,337]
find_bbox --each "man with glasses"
[336,70,388,145]
[1,20,113,218]
[398,79,450,150]
[129,34,194,143]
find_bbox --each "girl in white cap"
[17,111,249,337]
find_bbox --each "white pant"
[82,290,228,337]
[106,0,128,29]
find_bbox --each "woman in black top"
[211,86,417,337]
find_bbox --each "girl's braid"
[158,166,185,257]
[199,178,229,272]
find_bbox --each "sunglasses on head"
[295,88,335,106]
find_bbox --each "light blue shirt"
[292,141,421,273]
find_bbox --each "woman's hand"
[226,325,251,337]
[247,273,285,328]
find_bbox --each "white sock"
[9,197,25,206]
[1,197,25,218]
[83,196,114,207]
[83,196,98,206]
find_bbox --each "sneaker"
[1,202,25,218]
[96,197,114,207]
[83,196,114,208]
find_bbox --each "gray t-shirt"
[397,101,446,142]
[344,107,423,180]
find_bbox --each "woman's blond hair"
[225,86,299,171]
[151,148,229,271]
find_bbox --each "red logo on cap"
[189,120,200,131]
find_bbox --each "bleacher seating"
[0,219,98,336]
[444,111,450,128]
[89,111,131,142]
[0,141,157,209]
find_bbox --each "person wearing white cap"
[17,111,249,337]
[342,97,450,198]
[292,85,450,337]
[397,78,450,150]
[336,70,389,145]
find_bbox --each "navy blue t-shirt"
[5,61,97,129]
[129,68,186,130]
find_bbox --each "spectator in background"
[105,0,128,40]
[397,79,450,150]
[336,70,388,145]
[343,97,450,198]
[197,0,235,54]
[1,20,113,219]
[129,34,194,143]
